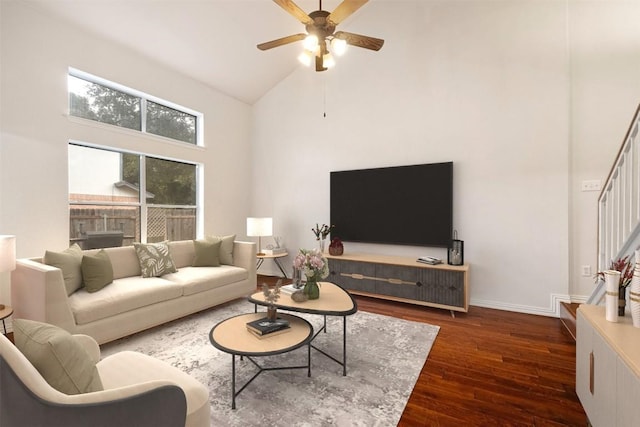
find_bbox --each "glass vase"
[304,280,320,300]
[318,239,326,253]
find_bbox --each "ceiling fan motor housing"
[306,10,336,39]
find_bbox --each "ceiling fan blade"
[328,0,368,25]
[257,33,306,51]
[273,0,313,25]
[334,31,384,51]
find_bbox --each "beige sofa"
[11,240,256,344]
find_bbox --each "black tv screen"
[330,162,453,247]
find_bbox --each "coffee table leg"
[308,342,311,377]
[343,316,347,376]
[231,355,236,409]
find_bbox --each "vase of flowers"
[596,255,634,316]
[293,248,329,300]
[312,223,333,253]
[262,281,281,321]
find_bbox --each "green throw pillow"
[133,241,178,278]
[193,239,221,267]
[81,250,114,293]
[13,319,103,395]
[44,243,83,295]
[207,234,235,265]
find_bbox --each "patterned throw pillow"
[133,241,178,278]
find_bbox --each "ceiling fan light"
[303,34,319,51]
[298,50,313,67]
[323,52,336,69]
[331,38,348,56]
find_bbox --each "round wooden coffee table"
[209,312,313,409]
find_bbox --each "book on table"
[280,284,304,295]
[247,326,291,339]
[246,317,290,336]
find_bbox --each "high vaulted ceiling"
[22,0,387,104]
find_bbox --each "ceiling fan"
[257,0,384,72]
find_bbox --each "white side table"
[256,252,289,278]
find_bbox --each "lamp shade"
[0,235,16,272]
[246,218,272,237]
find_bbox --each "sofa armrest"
[233,241,256,285]
[11,259,76,333]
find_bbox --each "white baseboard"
[470,293,589,318]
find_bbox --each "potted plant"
[262,280,281,321]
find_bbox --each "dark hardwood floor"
[260,275,587,426]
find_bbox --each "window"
[68,69,201,145]
[69,144,198,248]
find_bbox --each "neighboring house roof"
[114,181,155,199]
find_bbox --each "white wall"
[0,2,253,261]
[251,0,640,315]
[569,0,640,298]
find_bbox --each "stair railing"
[589,104,640,304]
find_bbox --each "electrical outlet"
[581,180,601,192]
[581,265,592,277]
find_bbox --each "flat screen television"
[330,162,453,247]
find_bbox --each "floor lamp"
[0,235,16,311]
[247,218,272,256]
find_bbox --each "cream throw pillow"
[133,241,178,277]
[44,243,83,295]
[13,319,103,395]
[207,234,235,265]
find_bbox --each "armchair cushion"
[13,319,103,395]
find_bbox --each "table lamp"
[0,235,16,310]
[246,218,272,256]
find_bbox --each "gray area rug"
[101,299,439,426]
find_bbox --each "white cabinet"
[577,305,640,427]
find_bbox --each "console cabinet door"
[617,357,640,427]
[374,264,419,300]
[327,259,376,293]
[416,268,465,308]
[576,311,617,427]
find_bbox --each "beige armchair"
[0,331,210,427]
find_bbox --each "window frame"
[68,141,202,244]
[68,68,204,146]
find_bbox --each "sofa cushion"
[13,319,104,395]
[207,234,235,265]
[192,239,221,267]
[101,246,142,279]
[44,243,83,295]
[164,265,248,296]
[69,277,183,325]
[133,241,178,278]
[81,250,114,293]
